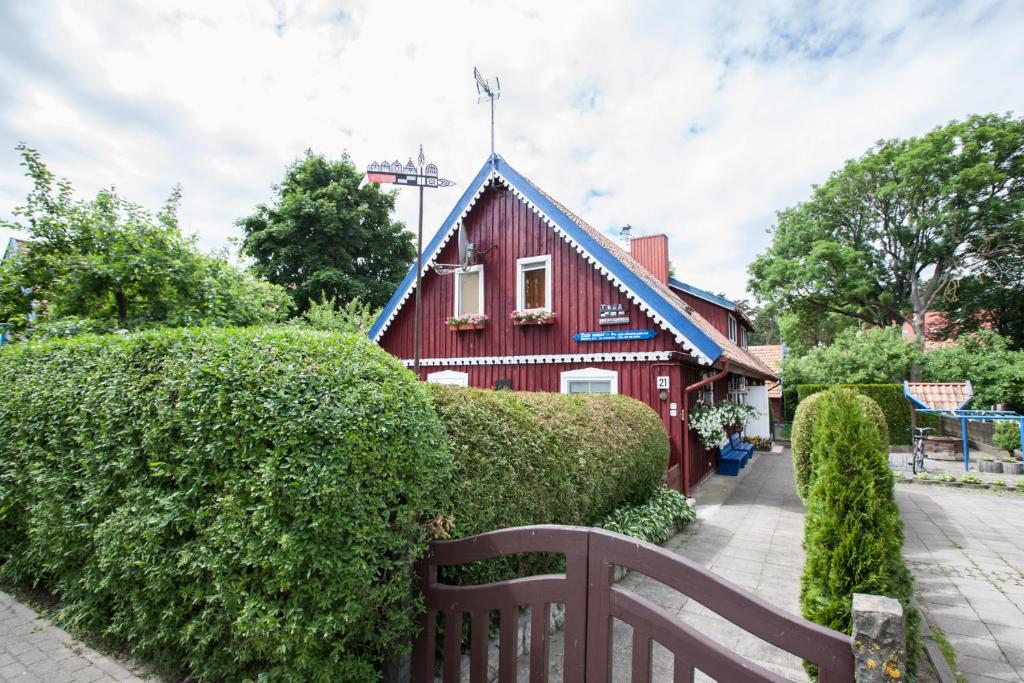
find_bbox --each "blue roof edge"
[370,154,723,365]
[368,159,496,340]
[494,157,721,363]
[667,277,738,311]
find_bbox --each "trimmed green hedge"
[427,385,668,583]
[793,392,889,501]
[797,383,911,444]
[0,328,452,681]
[800,388,918,678]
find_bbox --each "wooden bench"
[717,433,754,476]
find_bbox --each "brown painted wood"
[498,607,518,682]
[530,603,550,683]
[411,525,853,683]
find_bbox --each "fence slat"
[631,628,652,683]
[470,610,488,683]
[498,607,518,683]
[529,603,550,682]
[443,611,463,683]
[673,659,693,683]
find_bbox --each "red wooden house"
[370,155,776,493]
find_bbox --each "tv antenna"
[474,67,500,164]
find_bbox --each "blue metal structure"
[911,409,1024,471]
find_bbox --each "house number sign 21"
[656,376,670,390]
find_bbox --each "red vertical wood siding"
[380,188,679,361]
[628,235,669,284]
[377,186,724,494]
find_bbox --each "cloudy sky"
[1,0,1022,300]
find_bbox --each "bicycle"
[911,427,934,474]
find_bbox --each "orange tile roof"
[905,382,973,411]
[749,345,784,398]
[526,180,777,380]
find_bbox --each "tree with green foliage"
[993,422,1021,458]
[922,330,1024,409]
[936,250,1024,350]
[296,294,380,335]
[800,388,917,678]
[782,326,920,387]
[0,145,291,334]
[239,151,416,313]
[750,113,1024,346]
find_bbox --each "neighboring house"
[749,344,785,424]
[371,155,776,493]
[901,311,989,350]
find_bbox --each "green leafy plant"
[800,388,918,678]
[792,390,889,501]
[993,422,1021,458]
[426,385,668,585]
[797,384,908,444]
[297,293,379,334]
[597,488,695,545]
[990,478,1006,487]
[939,472,957,483]
[742,435,773,450]
[961,474,983,485]
[445,313,488,328]
[0,327,452,681]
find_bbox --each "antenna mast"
[473,67,500,166]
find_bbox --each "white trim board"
[401,351,674,367]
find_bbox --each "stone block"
[851,593,906,682]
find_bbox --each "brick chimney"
[629,234,670,284]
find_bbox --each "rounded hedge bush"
[793,390,889,501]
[0,327,452,682]
[427,385,668,583]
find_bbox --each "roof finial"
[620,224,633,245]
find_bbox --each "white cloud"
[1,0,1022,300]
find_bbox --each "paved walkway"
[519,450,811,681]
[898,485,1024,682]
[0,591,146,682]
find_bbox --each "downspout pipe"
[681,359,730,494]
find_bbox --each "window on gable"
[739,327,747,349]
[728,314,738,343]
[454,265,484,317]
[516,255,552,310]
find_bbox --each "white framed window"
[697,371,716,405]
[426,370,469,387]
[516,255,552,311]
[728,314,738,343]
[739,327,747,349]
[729,374,748,404]
[454,265,484,317]
[560,367,618,395]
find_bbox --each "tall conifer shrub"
[800,388,917,677]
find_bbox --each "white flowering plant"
[688,401,760,450]
[511,308,555,324]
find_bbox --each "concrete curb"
[912,596,959,683]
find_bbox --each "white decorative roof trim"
[373,168,712,365]
[401,351,674,368]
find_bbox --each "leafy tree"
[921,330,1024,409]
[0,145,291,333]
[750,113,1024,345]
[296,294,380,335]
[782,326,921,387]
[730,297,782,346]
[936,250,1024,349]
[992,422,1021,458]
[239,151,416,312]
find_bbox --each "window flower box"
[446,314,488,331]
[511,308,555,326]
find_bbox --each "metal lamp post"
[365,147,454,376]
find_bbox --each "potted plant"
[993,422,1022,475]
[979,455,1003,474]
[511,308,556,326]
[446,313,488,331]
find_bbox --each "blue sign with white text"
[573,329,658,342]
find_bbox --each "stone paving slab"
[898,484,1024,682]
[0,591,148,683]
[516,451,814,681]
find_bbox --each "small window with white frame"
[560,367,618,395]
[426,370,469,387]
[728,374,747,404]
[454,265,484,317]
[728,314,738,343]
[739,326,747,349]
[516,255,552,311]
